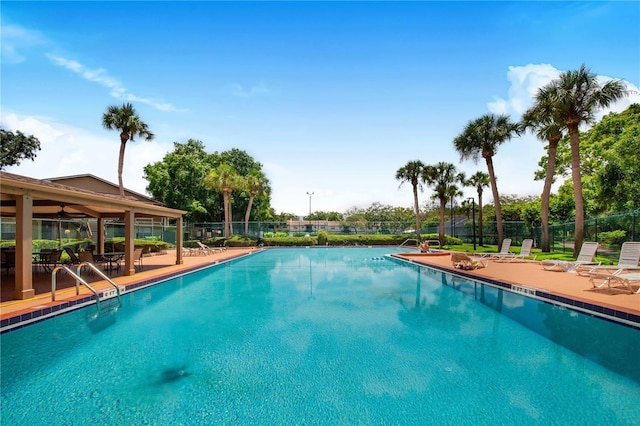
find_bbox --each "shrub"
[598,230,627,247]
[258,233,464,247]
[107,237,171,253]
[262,236,317,247]
[203,237,227,247]
[224,236,256,247]
[317,230,328,245]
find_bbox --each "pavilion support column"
[14,194,35,299]
[97,217,106,255]
[176,216,184,265]
[124,210,135,276]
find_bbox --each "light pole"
[467,197,476,251]
[306,191,314,216]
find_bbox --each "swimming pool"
[2,247,639,424]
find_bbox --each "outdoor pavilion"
[0,171,187,300]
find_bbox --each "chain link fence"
[2,210,638,261]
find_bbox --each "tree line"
[396,65,630,256]
[2,65,635,251]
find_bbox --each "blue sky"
[2,1,639,217]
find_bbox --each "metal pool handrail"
[399,238,419,248]
[50,263,122,312]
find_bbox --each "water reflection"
[437,270,640,383]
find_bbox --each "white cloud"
[1,113,64,144]
[488,63,560,116]
[46,54,179,112]
[594,78,640,120]
[1,113,170,195]
[488,63,639,120]
[0,23,47,64]
[482,63,640,200]
[228,82,274,98]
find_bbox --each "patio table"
[100,252,124,274]
[32,251,53,273]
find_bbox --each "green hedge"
[262,236,317,247]
[259,233,463,247]
[103,238,172,253]
[201,236,256,247]
[2,234,463,253]
[202,237,227,247]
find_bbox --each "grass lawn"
[446,244,614,265]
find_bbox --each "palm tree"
[541,64,627,257]
[102,103,154,197]
[243,170,269,236]
[465,171,490,246]
[204,164,241,238]
[423,162,464,246]
[453,114,521,246]
[396,160,427,242]
[446,184,464,240]
[521,86,565,252]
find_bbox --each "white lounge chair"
[576,241,640,277]
[196,241,218,255]
[182,247,199,257]
[494,239,536,263]
[588,270,640,294]
[541,242,600,272]
[478,238,512,259]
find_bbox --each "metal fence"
[0,218,177,247]
[2,210,638,254]
[434,210,640,252]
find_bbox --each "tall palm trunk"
[244,192,256,236]
[226,190,233,237]
[438,200,446,246]
[222,191,230,238]
[568,124,585,258]
[478,191,484,246]
[117,132,129,198]
[541,136,561,252]
[413,185,421,241]
[485,157,503,245]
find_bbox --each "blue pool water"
[2,247,640,425]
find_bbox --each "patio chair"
[41,249,64,273]
[64,247,81,265]
[477,238,512,259]
[2,250,16,276]
[78,250,102,276]
[451,252,488,270]
[576,241,640,277]
[133,247,144,271]
[541,242,600,272]
[493,239,536,263]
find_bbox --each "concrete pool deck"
[1,247,639,332]
[0,247,258,330]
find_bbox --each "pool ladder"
[51,262,123,318]
[399,238,420,248]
